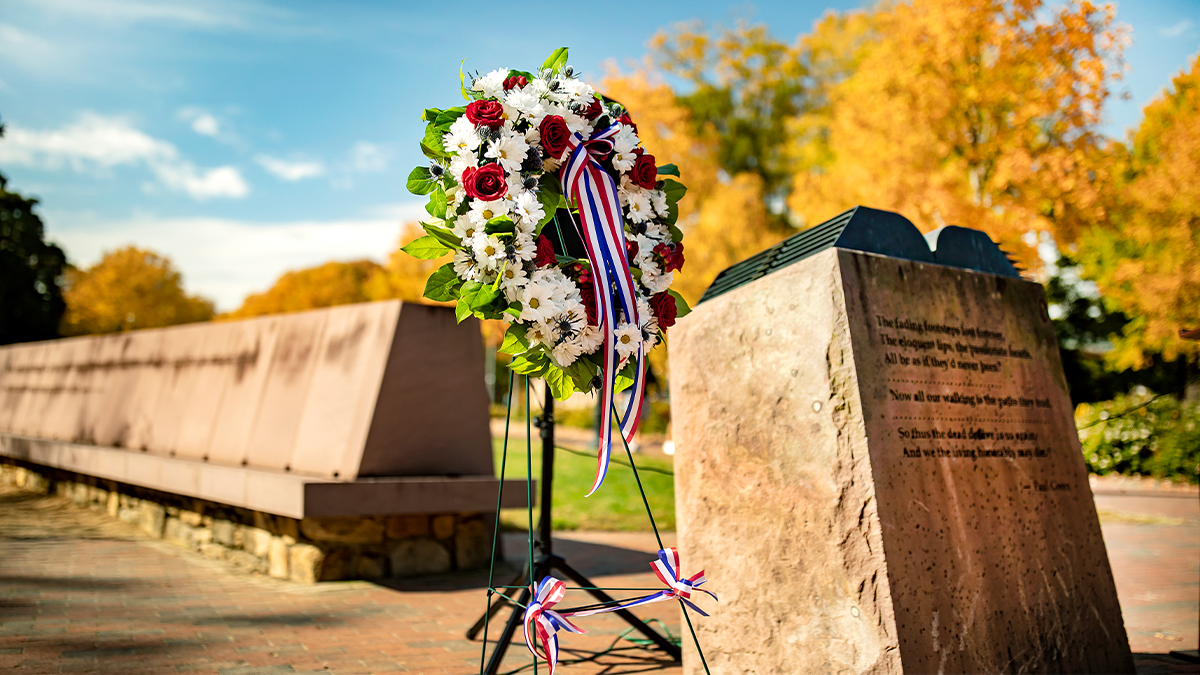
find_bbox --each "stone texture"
[387,514,429,539]
[288,543,324,584]
[137,501,165,538]
[670,248,1134,674]
[211,519,235,546]
[355,552,387,579]
[454,518,492,570]
[431,514,455,540]
[389,538,451,576]
[268,537,289,579]
[300,516,384,544]
[249,527,273,558]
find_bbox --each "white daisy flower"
[614,322,641,358]
[485,133,529,174]
[625,190,654,223]
[444,116,481,155]
[612,148,637,172]
[471,233,506,270]
[452,214,480,242]
[641,266,674,295]
[449,152,478,181]
[560,78,593,102]
[473,69,509,99]
[512,233,537,262]
[468,199,510,227]
[649,190,669,217]
[614,126,639,154]
[552,337,584,367]
[499,264,529,302]
[513,191,545,228]
[452,249,481,282]
[520,282,557,323]
[505,88,541,115]
[578,324,603,352]
[643,220,669,240]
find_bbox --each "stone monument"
[670,207,1134,674]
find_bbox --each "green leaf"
[425,187,447,218]
[668,223,684,243]
[503,303,522,319]
[499,324,530,356]
[661,178,687,203]
[407,166,437,195]
[460,59,472,101]
[485,215,517,234]
[421,108,443,122]
[510,350,549,376]
[401,235,451,260]
[455,299,473,323]
[424,224,462,250]
[537,182,564,229]
[435,108,464,129]
[668,289,691,319]
[544,366,577,401]
[564,358,598,394]
[461,280,498,311]
[657,163,680,177]
[541,47,569,73]
[614,361,636,393]
[423,264,462,302]
[422,124,447,159]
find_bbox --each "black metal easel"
[465,387,681,673]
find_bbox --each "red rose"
[631,153,658,190]
[626,239,639,261]
[533,235,557,268]
[582,96,603,120]
[461,164,508,201]
[539,115,571,160]
[503,75,528,91]
[466,100,505,129]
[579,280,598,325]
[655,241,685,273]
[650,292,677,329]
[618,113,638,134]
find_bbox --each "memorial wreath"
[405,47,690,497]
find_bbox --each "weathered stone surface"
[301,516,384,544]
[179,510,203,526]
[106,491,119,518]
[211,519,235,547]
[249,527,273,558]
[227,550,269,574]
[199,543,227,559]
[289,544,324,584]
[430,514,455,540]
[268,537,289,579]
[671,248,1134,674]
[318,548,353,582]
[355,552,387,579]
[386,514,429,539]
[138,501,165,538]
[389,538,451,576]
[454,518,491,570]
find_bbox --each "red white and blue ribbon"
[523,577,586,675]
[567,547,717,618]
[559,123,646,497]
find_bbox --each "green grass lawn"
[492,434,675,532]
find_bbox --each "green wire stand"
[468,375,710,674]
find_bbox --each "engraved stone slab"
[670,248,1134,674]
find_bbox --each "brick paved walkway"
[2,479,1197,674]
[0,485,684,674]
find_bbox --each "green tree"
[60,247,214,335]
[0,123,68,345]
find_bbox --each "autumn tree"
[787,0,1125,269]
[1078,56,1200,368]
[363,223,451,304]
[60,247,214,335]
[225,259,384,319]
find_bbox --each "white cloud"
[0,113,248,200]
[42,206,425,310]
[12,0,291,31]
[349,141,387,172]
[178,107,221,137]
[1160,20,1193,38]
[255,154,326,181]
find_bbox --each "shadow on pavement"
[1134,653,1200,674]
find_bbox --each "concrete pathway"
[1,477,1197,674]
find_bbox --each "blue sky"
[1,0,1196,310]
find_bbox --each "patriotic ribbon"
[566,547,718,619]
[559,123,646,497]
[522,577,585,675]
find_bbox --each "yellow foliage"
[1079,55,1200,367]
[60,246,214,336]
[788,0,1125,270]
[223,259,384,320]
[363,223,451,305]
[601,69,782,306]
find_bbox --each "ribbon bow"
[649,547,717,616]
[522,577,585,675]
[560,123,646,497]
